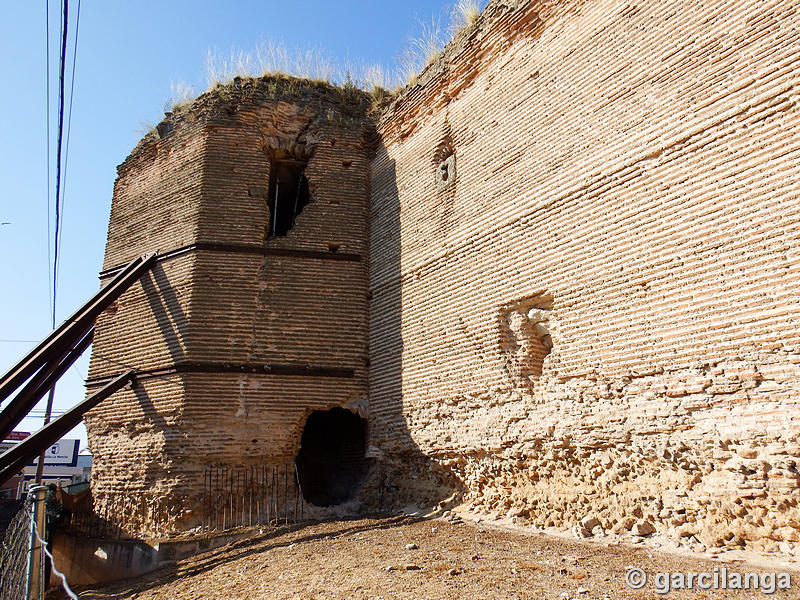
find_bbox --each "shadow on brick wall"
[140,262,189,364]
[365,149,462,513]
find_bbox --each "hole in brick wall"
[500,295,554,386]
[434,132,455,192]
[295,408,368,506]
[268,159,310,237]
[156,121,173,138]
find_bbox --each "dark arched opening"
[295,408,368,506]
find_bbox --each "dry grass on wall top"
[154,0,489,124]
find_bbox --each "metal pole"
[291,174,304,227]
[271,179,280,236]
[26,485,48,600]
[34,387,56,484]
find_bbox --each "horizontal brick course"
[86,0,800,552]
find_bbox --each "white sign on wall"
[0,438,80,467]
[39,439,80,466]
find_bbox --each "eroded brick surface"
[369,0,800,554]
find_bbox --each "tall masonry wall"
[370,0,800,552]
[85,79,373,536]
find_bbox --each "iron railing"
[61,463,307,539]
[203,463,305,530]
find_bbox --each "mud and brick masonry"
[84,0,800,555]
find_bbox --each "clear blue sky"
[0,1,472,451]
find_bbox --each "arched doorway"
[295,407,368,506]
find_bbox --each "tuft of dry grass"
[398,16,445,86]
[203,39,391,93]
[152,0,488,120]
[167,80,197,112]
[449,0,482,32]
[397,0,486,87]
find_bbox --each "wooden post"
[26,485,48,600]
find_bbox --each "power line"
[52,0,69,328]
[91,351,136,371]
[57,0,81,282]
[46,0,52,319]
[37,0,70,485]
[70,363,85,385]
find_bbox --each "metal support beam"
[0,370,136,486]
[0,253,154,404]
[0,328,94,443]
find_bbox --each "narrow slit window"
[268,160,310,237]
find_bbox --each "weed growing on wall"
[158,0,488,117]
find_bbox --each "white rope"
[31,520,79,600]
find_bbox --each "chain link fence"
[0,487,78,600]
[0,495,32,600]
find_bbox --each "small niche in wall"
[434,136,455,192]
[436,154,455,190]
[268,158,310,237]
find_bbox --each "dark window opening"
[268,160,310,237]
[295,408,368,507]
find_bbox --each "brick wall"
[370,0,800,553]
[85,0,800,549]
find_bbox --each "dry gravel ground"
[71,515,800,600]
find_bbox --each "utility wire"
[57,0,81,281]
[46,0,52,318]
[37,0,70,485]
[91,351,137,371]
[52,0,69,327]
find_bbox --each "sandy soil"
[69,514,800,600]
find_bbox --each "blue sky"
[0,1,472,450]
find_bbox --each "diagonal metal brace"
[0,328,94,443]
[0,370,136,486]
[0,252,155,405]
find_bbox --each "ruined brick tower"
[87,0,800,554]
[85,79,374,535]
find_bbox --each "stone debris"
[632,521,656,537]
[572,524,592,539]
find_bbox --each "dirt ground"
[70,514,800,600]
